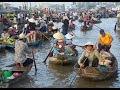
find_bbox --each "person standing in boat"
[98,29,113,52]
[78,41,101,68]
[62,15,69,35]
[28,16,37,43]
[14,33,33,67]
[82,12,88,28]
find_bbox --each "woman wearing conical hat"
[77,41,101,68]
[52,31,66,57]
[64,33,77,56]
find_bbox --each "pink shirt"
[82,15,88,21]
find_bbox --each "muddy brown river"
[0,18,120,88]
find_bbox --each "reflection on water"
[0,18,120,88]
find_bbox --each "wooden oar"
[43,47,53,63]
[114,23,117,32]
[40,31,50,41]
[6,63,16,67]
[94,24,103,30]
[74,45,83,47]
[32,48,37,72]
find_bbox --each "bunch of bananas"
[3,38,15,45]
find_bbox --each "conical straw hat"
[63,16,69,20]
[83,41,95,47]
[65,33,74,39]
[53,31,64,39]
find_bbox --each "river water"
[0,18,120,88]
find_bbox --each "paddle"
[74,45,83,47]
[114,23,117,32]
[94,24,102,29]
[71,31,77,37]
[32,48,37,72]
[43,47,53,63]
[40,31,50,41]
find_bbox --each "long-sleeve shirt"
[78,49,100,64]
[1,33,9,39]
[15,40,30,63]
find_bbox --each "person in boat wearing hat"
[52,31,66,57]
[62,16,69,35]
[45,22,54,38]
[65,33,77,56]
[98,29,113,52]
[78,41,101,68]
[27,16,37,43]
[14,33,33,67]
[39,20,47,33]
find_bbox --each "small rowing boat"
[0,62,33,88]
[74,53,118,81]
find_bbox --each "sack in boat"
[57,55,67,60]
[97,65,107,73]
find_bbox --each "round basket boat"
[49,57,71,65]
[74,53,118,81]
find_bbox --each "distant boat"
[27,40,42,47]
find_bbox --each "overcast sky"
[3,2,72,8]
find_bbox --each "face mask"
[59,45,62,48]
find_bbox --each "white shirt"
[14,24,17,29]
[17,13,20,19]
[1,33,9,39]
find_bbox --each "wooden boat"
[27,40,42,47]
[78,18,83,22]
[74,54,118,81]
[0,44,6,52]
[93,19,102,24]
[115,23,120,31]
[72,16,78,21]
[49,48,78,65]
[81,25,93,31]
[79,18,101,24]
[0,62,33,88]
[5,43,15,51]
